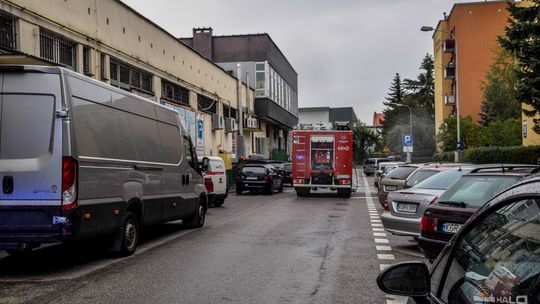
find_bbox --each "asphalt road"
[0,171,427,304]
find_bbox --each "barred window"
[40,29,76,70]
[197,94,217,114]
[223,104,237,119]
[0,11,15,50]
[83,46,91,75]
[162,80,189,105]
[110,58,153,92]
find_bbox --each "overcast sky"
[122,0,483,125]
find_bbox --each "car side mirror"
[200,157,210,172]
[377,262,430,297]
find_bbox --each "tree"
[499,1,540,133]
[436,116,481,152]
[403,54,435,117]
[352,123,381,163]
[480,46,520,126]
[381,73,407,135]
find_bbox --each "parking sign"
[402,134,413,153]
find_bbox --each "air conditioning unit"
[225,118,237,133]
[212,114,224,130]
[443,39,455,53]
[250,118,259,129]
[445,94,456,106]
[278,129,284,138]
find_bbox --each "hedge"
[433,146,540,164]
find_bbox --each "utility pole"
[236,63,245,160]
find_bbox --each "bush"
[433,146,540,164]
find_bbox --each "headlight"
[385,185,397,191]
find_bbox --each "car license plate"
[246,176,258,180]
[397,203,417,213]
[442,223,462,234]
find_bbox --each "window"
[83,46,91,75]
[161,80,189,105]
[197,94,217,114]
[440,198,540,303]
[0,11,16,50]
[40,29,76,70]
[223,104,237,119]
[100,54,107,80]
[110,58,153,92]
[183,136,196,169]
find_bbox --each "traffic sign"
[402,134,413,153]
[456,141,463,151]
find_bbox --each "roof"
[299,107,330,112]
[373,113,384,127]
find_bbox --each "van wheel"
[120,211,139,256]
[183,199,206,229]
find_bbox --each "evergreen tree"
[499,1,540,133]
[381,73,407,136]
[403,54,435,117]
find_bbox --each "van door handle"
[3,176,13,194]
[134,165,163,171]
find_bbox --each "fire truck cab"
[292,122,354,198]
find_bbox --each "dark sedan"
[236,164,284,195]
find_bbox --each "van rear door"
[0,69,63,236]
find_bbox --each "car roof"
[480,174,540,211]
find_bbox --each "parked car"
[282,162,293,186]
[402,163,468,189]
[199,156,228,207]
[418,165,539,260]
[374,162,405,188]
[381,166,477,239]
[377,174,540,304]
[378,164,423,207]
[0,65,208,256]
[363,157,391,176]
[236,164,284,195]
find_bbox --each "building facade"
[433,1,510,137]
[0,0,255,159]
[181,28,298,160]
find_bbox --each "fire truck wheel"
[337,188,352,198]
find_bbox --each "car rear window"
[209,160,225,173]
[365,159,375,165]
[242,166,266,174]
[405,170,440,188]
[438,175,520,208]
[384,166,418,180]
[414,169,471,190]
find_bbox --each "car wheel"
[236,187,243,195]
[265,183,274,195]
[119,211,139,256]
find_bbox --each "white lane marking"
[372,228,385,232]
[377,254,395,260]
[373,232,387,237]
[370,216,380,219]
[386,295,409,304]
[376,246,392,251]
[371,223,383,227]
[380,264,391,271]
[374,238,389,244]
[370,219,381,223]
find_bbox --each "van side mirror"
[200,157,210,172]
[377,262,430,297]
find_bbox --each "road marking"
[374,238,389,244]
[372,228,385,232]
[386,295,409,304]
[371,223,383,227]
[379,264,391,271]
[370,219,381,223]
[373,232,387,237]
[376,246,392,251]
[377,254,395,260]
[370,216,380,219]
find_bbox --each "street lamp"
[395,103,413,163]
[421,25,461,162]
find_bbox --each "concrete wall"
[298,109,331,127]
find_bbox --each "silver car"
[374,161,405,188]
[381,167,475,238]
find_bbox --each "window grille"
[40,29,76,70]
[0,12,15,51]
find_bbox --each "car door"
[425,196,540,303]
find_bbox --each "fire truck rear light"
[339,179,351,185]
[294,179,304,184]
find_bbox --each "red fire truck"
[292,122,354,198]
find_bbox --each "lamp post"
[421,26,461,162]
[395,103,413,163]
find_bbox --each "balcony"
[254,98,298,129]
[444,94,456,106]
[443,39,455,53]
[445,62,455,79]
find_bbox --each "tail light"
[383,199,389,212]
[62,157,78,212]
[204,177,214,193]
[420,215,437,234]
[339,179,351,185]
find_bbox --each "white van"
[199,156,228,207]
[0,65,209,256]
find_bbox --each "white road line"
[370,219,381,223]
[379,264,391,271]
[372,228,385,232]
[376,246,392,251]
[370,216,380,219]
[371,223,383,227]
[377,254,395,260]
[374,238,389,244]
[386,295,409,304]
[373,232,387,237]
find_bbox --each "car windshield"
[413,169,472,190]
[405,170,441,188]
[242,166,266,174]
[438,175,520,208]
[384,166,418,180]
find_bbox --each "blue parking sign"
[402,134,413,153]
